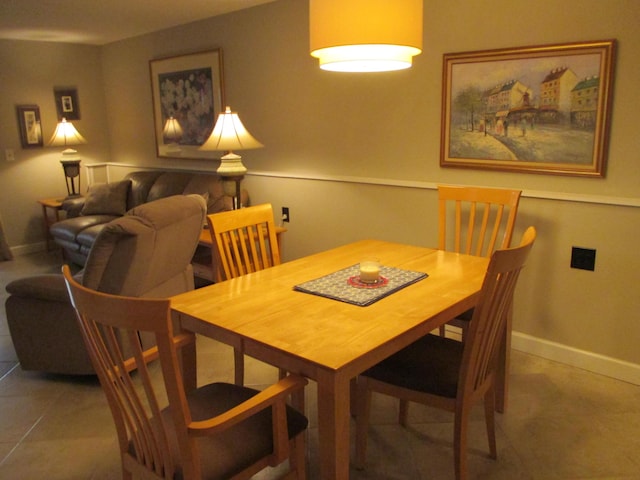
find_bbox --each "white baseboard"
[512,331,640,386]
[10,242,47,257]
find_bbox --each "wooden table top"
[171,239,489,377]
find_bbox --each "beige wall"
[2,0,639,378]
[0,39,110,249]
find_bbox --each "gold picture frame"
[150,49,224,159]
[440,39,616,177]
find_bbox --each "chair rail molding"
[91,163,640,209]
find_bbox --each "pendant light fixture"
[309,0,423,73]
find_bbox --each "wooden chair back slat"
[461,227,536,396]
[64,265,175,478]
[63,258,308,480]
[208,204,281,281]
[356,227,536,480]
[439,185,521,258]
[208,204,284,386]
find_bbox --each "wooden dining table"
[171,239,490,479]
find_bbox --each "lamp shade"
[309,0,423,72]
[48,118,87,147]
[162,116,183,142]
[199,106,263,152]
[200,106,263,178]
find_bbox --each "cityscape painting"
[440,40,615,177]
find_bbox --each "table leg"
[41,204,60,251]
[317,370,351,480]
[173,312,198,392]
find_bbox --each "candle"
[359,259,380,283]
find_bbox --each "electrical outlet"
[5,149,15,162]
[571,247,596,271]
[282,207,290,223]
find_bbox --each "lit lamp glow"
[47,118,87,197]
[309,0,423,73]
[162,116,183,153]
[199,106,263,209]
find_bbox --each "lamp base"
[217,152,247,176]
[217,152,247,210]
[60,158,81,197]
[221,175,244,210]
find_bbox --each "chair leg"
[453,405,471,480]
[496,306,513,412]
[398,399,409,427]
[234,348,244,385]
[354,378,372,470]
[290,433,307,480]
[484,388,497,459]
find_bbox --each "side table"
[37,197,64,251]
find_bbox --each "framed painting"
[150,49,224,159]
[440,40,616,177]
[54,87,80,120]
[16,105,43,148]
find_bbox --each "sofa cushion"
[77,223,108,250]
[51,214,119,243]
[81,180,131,216]
[125,171,164,210]
[146,172,194,204]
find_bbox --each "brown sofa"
[50,170,248,266]
[5,194,206,375]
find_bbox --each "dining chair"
[437,184,521,339]
[355,227,536,480]
[207,203,282,386]
[62,264,308,480]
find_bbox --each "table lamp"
[309,0,423,72]
[48,118,87,198]
[162,116,183,154]
[199,106,263,209]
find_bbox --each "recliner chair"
[5,194,206,375]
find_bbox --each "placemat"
[293,264,428,307]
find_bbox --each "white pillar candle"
[360,259,380,283]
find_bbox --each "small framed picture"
[54,87,81,120]
[16,105,43,148]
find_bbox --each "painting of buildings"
[441,41,615,176]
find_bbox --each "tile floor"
[2,251,640,479]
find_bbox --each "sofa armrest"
[5,274,72,303]
[61,197,86,218]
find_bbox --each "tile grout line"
[0,412,47,467]
[0,362,19,383]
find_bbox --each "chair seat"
[157,382,308,479]
[456,308,473,322]
[447,307,474,331]
[363,334,464,399]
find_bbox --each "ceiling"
[0,0,277,45]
